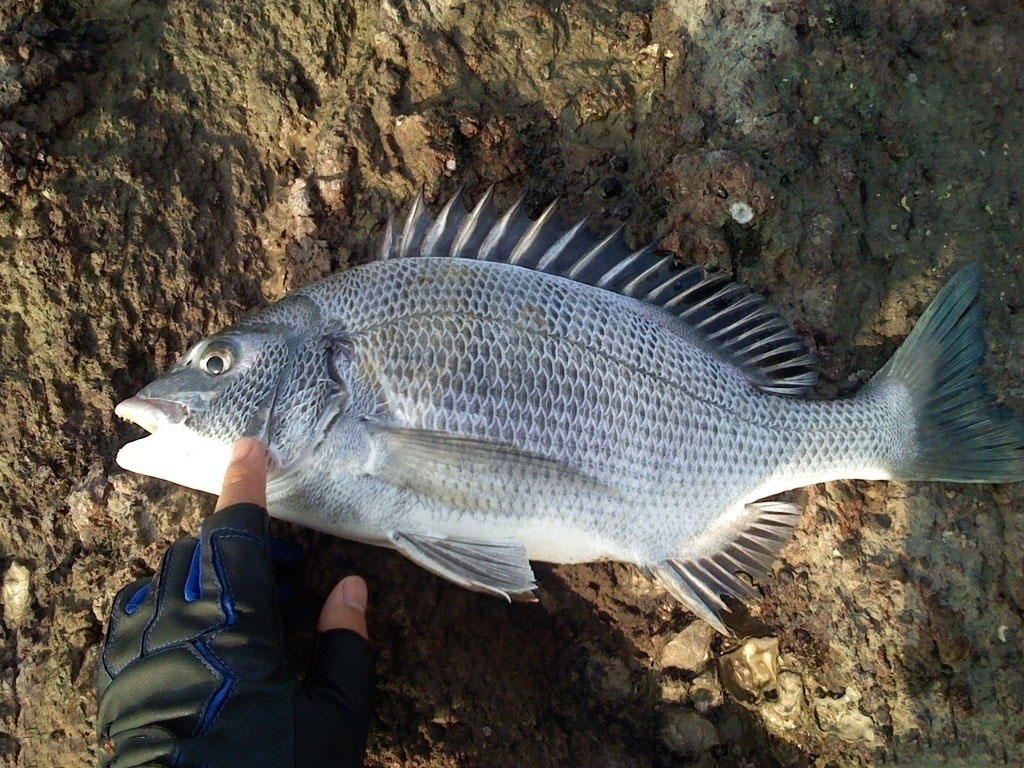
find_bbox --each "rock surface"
[2,1,1024,767]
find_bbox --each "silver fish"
[115,188,1024,632]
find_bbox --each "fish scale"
[115,189,1024,633]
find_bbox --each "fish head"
[115,297,322,495]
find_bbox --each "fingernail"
[341,576,367,612]
[231,438,264,462]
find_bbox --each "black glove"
[95,503,373,768]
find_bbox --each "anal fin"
[388,531,537,601]
[652,501,802,634]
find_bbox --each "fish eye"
[199,346,234,375]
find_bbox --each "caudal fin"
[871,263,1024,483]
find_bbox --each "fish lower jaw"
[115,424,232,496]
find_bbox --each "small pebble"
[658,621,715,674]
[719,637,779,700]
[729,201,754,225]
[660,709,720,757]
[689,668,724,713]
[2,562,32,625]
[659,677,688,703]
[813,686,875,743]
[760,670,804,732]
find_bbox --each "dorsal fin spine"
[716,549,759,574]
[536,218,589,272]
[621,255,673,296]
[644,268,692,303]
[450,185,495,258]
[509,199,560,266]
[734,535,773,559]
[421,187,466,256]
[683,285,747,323]
[662,274,729,310]
[399,189,429,258]
[595,246,652,288]
[733,329,795,358]
[701,558,755,598]
[693,302,752,332]
[679,562,728,609]
[478,195,525,261]
[565,226,623,279]
[379,215,397,259]
[720,317,779,348]
[705,303,771,341]
[759,354,813,373]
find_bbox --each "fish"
[114,187,1024,633]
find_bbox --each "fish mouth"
[114,396,188,434]
[114,396,229,496]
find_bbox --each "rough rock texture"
[1,1,1023,766]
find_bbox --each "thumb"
[318,576,369,640]
[303,577,376,753]
[297,576,373,766]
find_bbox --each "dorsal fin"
[379,188,817,396]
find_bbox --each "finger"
[97,644,223,743]
[215,438,268,511]
[296,624,373,767]
[200,439,277,649]
[195,507,280,652]
[98,577,157,692]
[145,537,223,651]
[317,576,369,640]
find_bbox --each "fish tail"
[870,263,1024,483]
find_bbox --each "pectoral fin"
[388,531,537,600]
[363,420,618,513]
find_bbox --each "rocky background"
[2,0,1023,766]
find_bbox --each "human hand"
[96,438,373,768]
[214,438,369,636]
